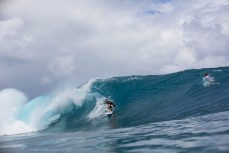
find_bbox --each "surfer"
[203,73,213,82]
[104,99,115,113]
[203,73,218,86]
[204,73,209,78]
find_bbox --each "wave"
[1,67,229,135]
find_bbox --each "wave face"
[91,67,229,127]
[1,67,229,135]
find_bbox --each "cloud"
[40,76,52,85]
[0,0,229,97]
[0,17,23,38]
[48,55,76,78]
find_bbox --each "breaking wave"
[1,67,229,135]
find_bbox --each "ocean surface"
[0,67,229,153]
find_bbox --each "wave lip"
[0,80,95,135]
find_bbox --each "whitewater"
[0,67,229,153]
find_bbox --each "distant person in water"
[204,73,210,80]
[104,99,115,112]
[203,73,213,81]
[204,73,208,77]
[203,73,217,86]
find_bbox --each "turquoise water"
[0,67,229,152]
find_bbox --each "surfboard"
[106,111,113,118]
[106,107,114,116]
[107,111,113,115]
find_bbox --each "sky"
[0,0,229,98]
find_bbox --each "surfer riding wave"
[202,73,219,87]
[103,99,115,113]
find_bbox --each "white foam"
[202,76,218,87]
[87,98,107,120]
[0,88,37,135]
[0,80,95,135]
[213,70,222,72]
[46,79,94,113]
[21,79,95,131]
[1,120,36,135]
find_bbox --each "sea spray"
[0,88,36,135]
[16,80,95,134]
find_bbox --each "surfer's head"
[204,73,208,77]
